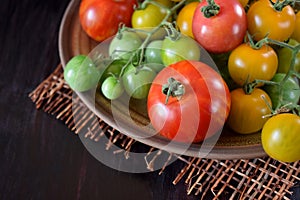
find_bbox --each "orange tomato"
[291,12,300,42]
[176,2,199,38]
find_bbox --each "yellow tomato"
[176,2,199,38]
[291,12,300,42]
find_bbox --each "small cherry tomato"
[262,113,300,162]
[263,73,300,109]
[176,2,199,38]
[122,64,157,99]
[131,0,170,29]
[277,39,300,73]
[147,60,231,143]
[145,40,164,65]
[228,43,278,86]
[79,0,137,41]
[192,0,247,53]
[108,31,142,60]
[161,35,200,66]
[247,0,296,42]
[101,76,124,100]
[64,55,100,92]
[227,88,272,134]
[291,12,300,42]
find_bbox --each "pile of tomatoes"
[64,0,300,162]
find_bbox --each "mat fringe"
[29,64,300,200]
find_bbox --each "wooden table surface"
[0,0,299,200]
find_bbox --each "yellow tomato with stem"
[176,2,199,38]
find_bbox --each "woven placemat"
[29,64,300,200]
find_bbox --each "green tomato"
[64,55,100,92]
[99,59,126,82]
[146,63,165,73]
[263,73,300,109]
[101,76,124,100]
[145,40,164,64]
[277,39,300,73]
[109,31,142,60]
[122,64,157,99]
[161,35,200,66]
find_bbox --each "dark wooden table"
[0,0,202,199]
[1,0,299,200]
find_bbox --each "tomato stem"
[270,0,295,11]
[162,77,185,104]
[246,32,269,50]
[201,0,220,18]
[117,0,187,75]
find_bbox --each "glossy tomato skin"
[147,60,231,143]
[228,43,278,86]
[122,64,157,99]
[131,4,165,29]
[227,88,272,134]
[262,113,300,162]
[247,0,296,42]
[176,2,199,38]
[192,0,247,53]
[291,12,300,42]
[64,55,100,92]
[108,31,142,60]
[161,35,201,66]
[79,0,137,42]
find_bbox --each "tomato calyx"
[162,77,185,104]
[200,0,220,18]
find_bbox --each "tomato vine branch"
[116,0,188,78]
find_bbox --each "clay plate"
[58,0,266,159]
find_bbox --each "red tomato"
[147,60,231,143]
[79,0,137,42]
[192,0,247,53]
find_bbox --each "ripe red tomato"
[192,0,247,53]
[79,0,137,42]
[147,60,231,143]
